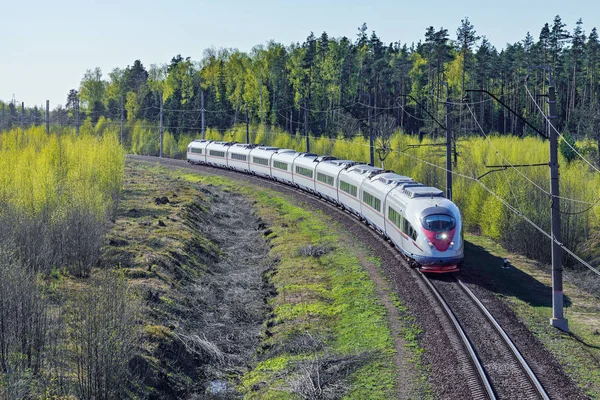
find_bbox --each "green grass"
[464,233,600,398]
[171,165,402,398]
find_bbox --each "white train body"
[270,149,298,185]
[188,141,463,273]
[205,141,231,167]
[228,143,253,172]
[292,153,319,192]
[248,146,278,178]
[315,160,358,203]
[187,139,211,164]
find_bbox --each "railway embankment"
[103,161,427,399]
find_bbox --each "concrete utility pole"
[445,89,453,201]
[201,90,205,140]
[466,71,568,332]
[548,75,568,332]
[46,100,50,134]
[304,98,309,152]
[21,102,25,127]
[290,110,293,136]
[245,104,249,144]
[368,93,374,167]
[159,94,164,158]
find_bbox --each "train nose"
[424,228,456,252]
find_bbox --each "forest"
[2,16,599,150]
[1,15,599,277]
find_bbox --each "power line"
[426,82,527,106]
[268,130,600,279]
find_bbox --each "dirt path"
[339,236,422,399]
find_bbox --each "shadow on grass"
[458,240,572,308]
[570,332,600,351]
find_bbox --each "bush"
[67,271,141,399]
[0,127,124,275]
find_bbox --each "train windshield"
[422,214,455,232]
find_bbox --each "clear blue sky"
[0,0,595,108]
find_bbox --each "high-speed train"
[187,140,463,273]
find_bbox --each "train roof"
[349,164,381,172]
[347,165,385,178]
[373,173,414,186]
[275,148,296,154]
[297,152,318,158]
[315,155,337,162]
[231,143,255,149]
[208,141,235,146]
[326,159,358,167]
[402,186,445,199]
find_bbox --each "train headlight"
[441,233,448,240]
[449,241,455,249]
[427,241,434,248]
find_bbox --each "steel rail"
[419,272,496,400]
[456,278,550,400]
[132,155,545,399]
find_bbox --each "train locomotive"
[187,140,463,273]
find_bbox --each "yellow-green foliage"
[195,126,600,262]
[0,126,124,275]
[128,119,196,159]
[0,126,123,218]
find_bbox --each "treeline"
[0,127,139,398]
[3,16,600,146]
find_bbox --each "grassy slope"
[175,169,403,399]
[101,162,222,397]
[106,161,432,398]
[171,167,428,399]
[464,233,600,398]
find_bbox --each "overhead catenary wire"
[7,112,600,279]
[427,82,528,106]
[394,138,600,279]
[264,129,600,279]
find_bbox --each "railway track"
[131,156,564,399]
[421,272,550,399]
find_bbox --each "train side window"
[409,225,418,241]
[317,172,334,186]
[231,153,247,161]
[209,150,225,157]
[253,157,269,166]
[273,160,288,170]
[296,166,313,178]
[339,180,357,197]
[362,190,381,212]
